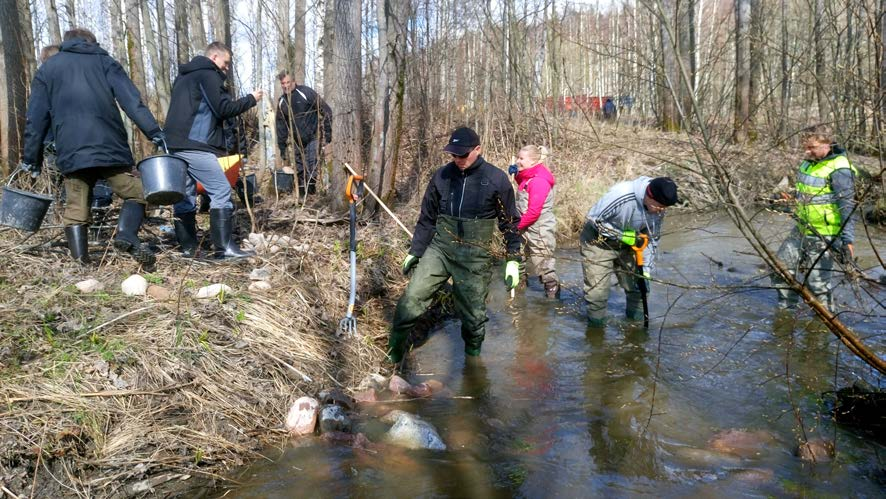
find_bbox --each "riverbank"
[0,124,881,496]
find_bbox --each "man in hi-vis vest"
[772,126,857,311]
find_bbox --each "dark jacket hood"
[59,38,108,56]
[824,144,846,160]
[179,56,225,79]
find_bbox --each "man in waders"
[771,127,857,311]
[388,127,522,364]
[580,176,679,327]
[20,28,163,266]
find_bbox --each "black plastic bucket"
[138,154,188,205]
[274,171,294,194]
[0,186,53,232]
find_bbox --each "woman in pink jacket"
[513,145,559,298]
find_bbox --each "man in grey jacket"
[580,176,679,327]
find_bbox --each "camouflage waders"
[771,228,836,310]
[580,221,644,324]
[388,215,496,362]
[516,185,558,294]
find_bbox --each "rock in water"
[121,275,148,296]
[319,405,352,434]
[707,429,777,458]
[388,375,412,394]
[285,396,319,436]
[796,439,834,462]
[386,412,446,450]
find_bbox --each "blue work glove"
[150,131,166,150]
[504,260,520,289]
[620,229,636,246]
[402,254,419,275]
[508,164,518,176]
[18,161,41,178]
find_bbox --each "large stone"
[248,281,272,292]
[319,405,352,434]
[318,388,355,411]
[386,412,446,451]
[388,375,412,394]
[121,275,148,296]
[284,396,319,436]
[146,285,172,301]
[194,283,232,300]
[353,389,377,404]
[249,267,272,281]
[75,279,103,293]
[359,373,388,391]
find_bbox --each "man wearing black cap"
[580,176,679,327]
[388,126,522,364]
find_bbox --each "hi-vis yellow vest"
[795,154,855,236]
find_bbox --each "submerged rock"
[285,396,319,436]
[386,412,446,451]
[796,438,835,462]
[353,388,377,404]
[381,410,410,424]
[731,468,775,484]
[319,405,352,434]
[707,429,777,458]
[672,447,743,468]
[388,375,412,394]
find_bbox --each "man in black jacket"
[387,127,522,364]
[20,28,163,265]
[164,41,263,259]
[275,71,332,195]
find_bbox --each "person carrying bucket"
[510,144,560,298]
[19,28,164,265]
[580,176,679,327]
[770,126,857,311]
[163,41,264,259]
[387,127,522,364]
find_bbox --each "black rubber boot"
[173,211,198,257]
[65,224,90,264]
[113,200,156,266]
[544,280,560,299]
[209,208,254,259]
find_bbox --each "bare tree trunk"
[1,0,29,170]
[125,0,151,159]
[879,0,886,136]
[733,0,751,142]
[155,0,172,105]
[174,0,190,65]
[273,0,291,170]
[141,0,168,116]
[329,0,362,213]
[658,0,680,131]
[190,0,207,49]
[109,0,127,63]
[813,0,827,122]
[777,0,790,139]
[367,0,409,210]
[211,0,231,47]
[748,0,761,138]
[294,0,306,82]
[44,0,62,45]
[17,0,36,78]
[677,0,695,128]
[64,0,75,27]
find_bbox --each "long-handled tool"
[339,173,364,336]
[631,233,650,327]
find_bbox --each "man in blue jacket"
[20,28,163,265]
[164,42,263,259]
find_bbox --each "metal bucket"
[0,186,53,232]
[274,171,294,194]
[137,154,188,205]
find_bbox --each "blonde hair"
[519,144,550,164]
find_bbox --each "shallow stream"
[219,212,885,497]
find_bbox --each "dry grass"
[0,196,404,497]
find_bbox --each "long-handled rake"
[339,173,364,336]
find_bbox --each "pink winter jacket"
[515,163,556,231]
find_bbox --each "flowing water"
[219,213,885,497]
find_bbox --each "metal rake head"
[339,315,357,337]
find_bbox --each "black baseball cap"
[443,127,480,156]
[647,177,680,206]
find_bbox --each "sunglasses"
[450,152,471,159]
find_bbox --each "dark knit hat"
[443,127,480,156]
[647,177,679,206]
